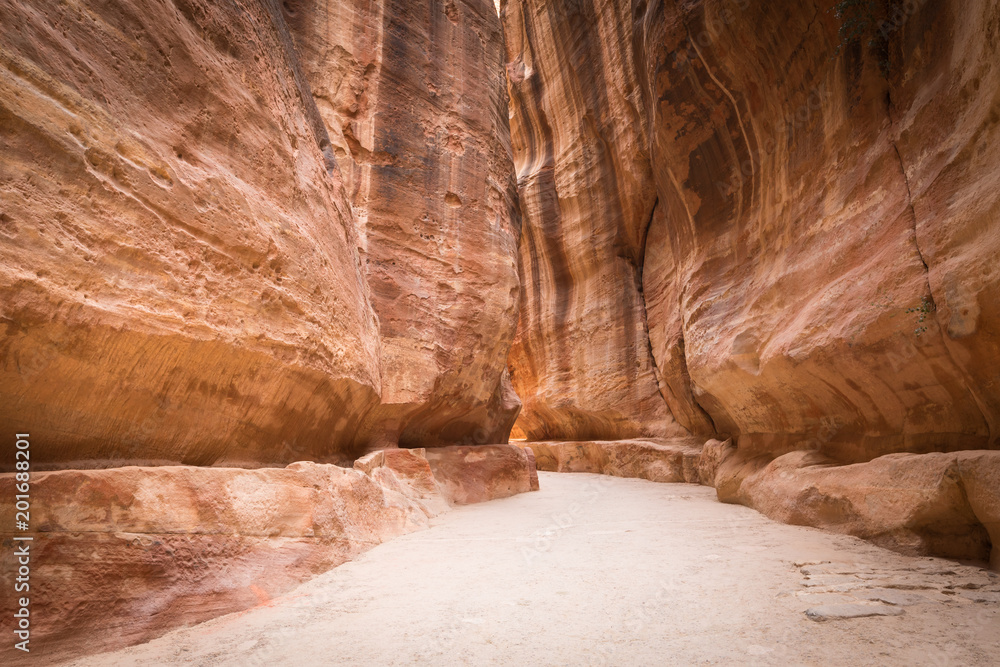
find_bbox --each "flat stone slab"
[801,575,860,588]
[805,604,905,621]
[854,589,930,607]
[958,590,1000,604]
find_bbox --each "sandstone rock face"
[425,444,538,504]
[519,439,703,483]
[0,0,522,468]
[503,0,1000,460]
[721,449,1000,569]
[0,0,380,468]
[0,445,537,663]
[634,0,1000,461]
[502,0,690,441]
[283,0,523,450]
[695,438,735,487]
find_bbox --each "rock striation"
[502,0,690,442]
[0,0,521,468]
[0,1,530,660]
[502,0,1000,460]
[283,0,523,450]
[0,0,381,468]
[2,0,1000,661]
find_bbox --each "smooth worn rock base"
[0,445,537,665]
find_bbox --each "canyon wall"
[0,0,521,469]
[502,0,1000,462]
[283,0,523,451]
[503,0,693,441]
[0,0,381,468]
[0,2,537,656]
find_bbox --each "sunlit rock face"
[502,0,692,442]
[503,0,1000,461]
[0,0,381,468]
[283,0,523,450]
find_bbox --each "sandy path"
[69,472,1000,666]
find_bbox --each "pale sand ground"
[69,472,1000,666]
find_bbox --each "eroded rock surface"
[502,0,689,441]
[0,0,381,468]
[723,450,999,565]
[503,0,1000,459]
[425,444,537,504]
[1,0,522,468]
[283,0,523,449]
[0,445,537,664]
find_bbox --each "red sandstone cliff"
[2,0,1000,661]
[0,0,520,469]
[283,0,523,451]
[502,0,1000,461]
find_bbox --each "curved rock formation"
[503,0,691,441]
[0,0,522,469]
[283,0,523,450]
[634,0,1000,461]
[0,0,381,468]
[502,0,1000,461]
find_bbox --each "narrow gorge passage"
[70,473,1000,667]
[4,0,1000,663]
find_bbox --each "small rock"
[805,604,905,621]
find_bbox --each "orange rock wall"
[0,0,521,468]
[503,0,690,441]
[0,0,381,468]
[283,0,523,450]
[502,0,1000,461]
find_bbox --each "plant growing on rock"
[831,0,915,76]
[906,295,935,337]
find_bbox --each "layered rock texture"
[283,0,523,450]
[0,0,519,469]
[0,1,531,661]
[0,0,380,468]
[2,0,1000,661]
[502,0,1000,569]
[503,0,688,441]
[0,445,537,663]
[502,0,1000,457]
